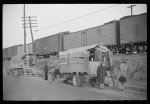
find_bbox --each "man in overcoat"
[97,61,107,89]
[44,61,49,80]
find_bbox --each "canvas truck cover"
[59,44,112,74]
[59,44,110,56]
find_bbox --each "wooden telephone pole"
[127,5,136,16]
[23,4,26,54]
[22,16,37,54]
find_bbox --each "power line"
[38,4,122,32]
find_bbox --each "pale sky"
[3,4,147,48]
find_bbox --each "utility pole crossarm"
[22,15,37,53]
[127,5,136,16]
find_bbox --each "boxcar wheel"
[72,75,83,87]
[48,72,54,82]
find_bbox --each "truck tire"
[72,75,83,87]
[48,72,54,82]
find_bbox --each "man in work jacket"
[97,62,107,89]
[44,62,49,80]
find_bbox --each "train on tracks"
[3,13,147,61]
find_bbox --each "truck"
[47,44,113,87]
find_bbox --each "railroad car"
[10,44,22,57]
[35,31,69,58]
[63,20,120,53]
[3,13,147,61]
[119,13,147,53]
[18,43,33,56]
[3,47,11,60]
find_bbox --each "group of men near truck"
[43,45,127,91]
[44,60,127,91]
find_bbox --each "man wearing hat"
[44,61,49,80]
[97,60,107,89]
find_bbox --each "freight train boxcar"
[18,43,33,56]
[3,47,11,59]
[11,44,22,58]
[120,13,147,44]
[35,32,69,55]
[63,20,120,51]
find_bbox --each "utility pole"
[23,4,26,54]
[22,16,37,54]
[127,5,136,16]
[29,16,36,53]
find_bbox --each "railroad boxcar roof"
[35,31,69,41]
[3,44,23,49]
[64,20,118,36]
[120,13,147,20]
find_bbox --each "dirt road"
[3,75,147,100]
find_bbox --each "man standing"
[118,60,127,90]
[29,55,33,67]
[120,60,127,79]
[44,61,49,80]
[97,61,107,89]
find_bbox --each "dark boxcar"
[63,31,84,51]
[26,43,33,54]
[3,48,7,59]
[63,20,119,51]
[11,44,22,57]
[87,20,120,46]
[18,43,33,56]
[120,13,147,44]
[35,32,69,55]
[3,47,11,59]
[35,37,48,55]
[17,45,24,56]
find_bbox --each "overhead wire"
[38,4,122,32]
